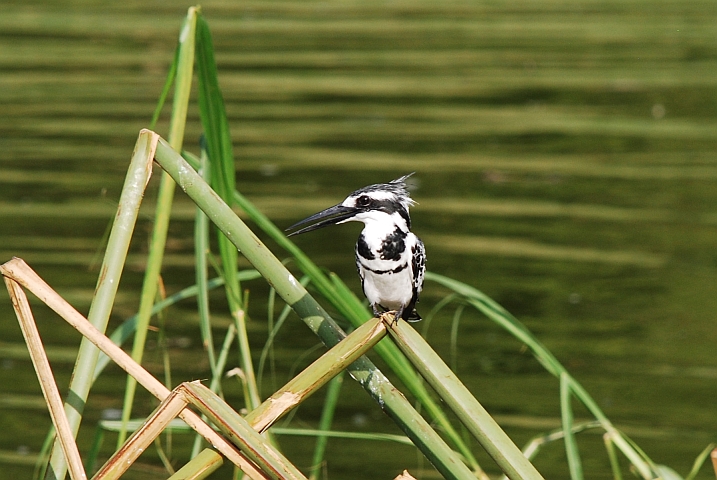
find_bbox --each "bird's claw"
[373,304,404,326]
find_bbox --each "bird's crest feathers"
[347,172,417,212]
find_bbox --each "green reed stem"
[195,141,217,377]
[167,448,223,480]
[603,433,624,480]
[116,7,198,448]
[560,373,583,480]
[45,130,156,480]
[685,442,716,480]
[387,319,545,480]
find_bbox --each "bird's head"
[286,173,417,236]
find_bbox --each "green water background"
[1,1,716,478]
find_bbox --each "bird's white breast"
[358,229,418,310]
[360,261,414,310]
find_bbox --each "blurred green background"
[1,1,716,478]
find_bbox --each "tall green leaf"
[195,13,261,412]
[425,271,658,479]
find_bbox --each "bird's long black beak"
[285,204,359,236]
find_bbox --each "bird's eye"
[356,195,370,207]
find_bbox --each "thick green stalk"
[45,130,156,480]
[167,449,223,480]
[386,319,544,480]
[153,138,477,480]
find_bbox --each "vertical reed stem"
[46,130,157,480]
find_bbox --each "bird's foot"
[391,307,405,326]
[373,305,403,325]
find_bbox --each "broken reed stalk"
[94,388,190,480]
[94,382,306,480]
[0,258,268,480]
[182,382,305,480]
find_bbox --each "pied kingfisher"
[287,173,426,322]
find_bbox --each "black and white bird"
[286,173,426,322]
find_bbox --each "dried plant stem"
[3,276,87,480]
[0,258,267,480]
[94,381,306,480]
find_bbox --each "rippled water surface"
[1,1,716,479]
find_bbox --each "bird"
[286,173,425,323]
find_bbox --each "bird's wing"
[403,236,426,322]
[411,237,426,296]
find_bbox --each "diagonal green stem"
[386,319,545,480]
[194,143,217,377]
